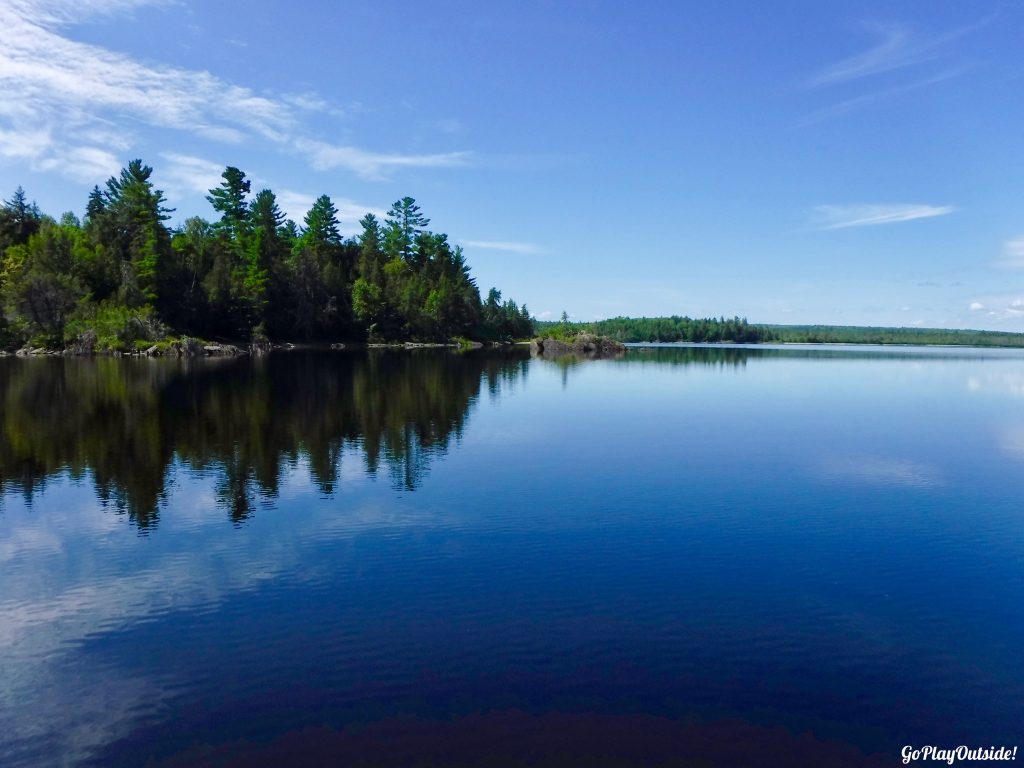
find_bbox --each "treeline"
[537,315,774,343]
[768,325,1024,347]
[0,162,534,351]
[536,316,1024,348]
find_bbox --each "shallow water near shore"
[1,344,1022,766]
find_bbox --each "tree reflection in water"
[0,348,530,529]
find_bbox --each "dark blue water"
[1,346,1022,766]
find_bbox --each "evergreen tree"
[302,195,342,248]
[95,160,173,306]
[206,167,251,241]
[384,197,429,263]
[0,159,536,349]
[246,189,287,330]
[0,187,42,255]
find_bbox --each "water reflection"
[2,343,1024,766]
[0,349,530,529]
[4,343,1022,529]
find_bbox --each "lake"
[1,345,1022,767]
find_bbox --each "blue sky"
[0,0,1022,329]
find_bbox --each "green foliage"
[88,159,174,307]
[768,324,1024,347]
[479,288,533,341]
[1,218,89,347]
[536,315,774,343]
[535,317,1024,348]
[207,166,251,240]
[352,277,383,323]
[0,187,42,254]
[535,322,584,342]
[64,302,168,352]
[0,166,531,350]
[302,195,342,248]
[384,196,429,262]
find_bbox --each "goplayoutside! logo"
[901,745,1018,764]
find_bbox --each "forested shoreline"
[536,316,774,344]
[767,324,1024,347]
[0,161,533,353]
[4,166,1022,355]
[537,317,1024,347]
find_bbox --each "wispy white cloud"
[812,203,954,229]
[297,139,471,181]
[995,299,1024,319]
[799,69,964,126]
[39,145,122,183]
[811,22,930,86]
[994,237,1024,270]
[0,4,291,138]
[159,151,226,197]
[160,152,386,230]
[0,0,469,186]
[4,0,175,26]
[803,16,991,124]
[0,0,290,182]
[809,16,992,86]
[460,239,542,254]
[966,293,1024,322]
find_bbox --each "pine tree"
[207,167,251,241]
[0,186,42,254]
[96,160,173,306]
[383,197,429,263]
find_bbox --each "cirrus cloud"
[460,239,542,255]
[0,0,470,186]
[993,237,1024,270]
[811,203,954,230]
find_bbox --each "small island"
[530,331,626,358]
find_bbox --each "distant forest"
[767,324,1024,347]
[0,161,533,352]
[537,316,775,343]
[538,317,1024,347]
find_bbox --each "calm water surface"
[1,345,1022,766]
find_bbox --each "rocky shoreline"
[0,339,525,358]
[4,340,264,358]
